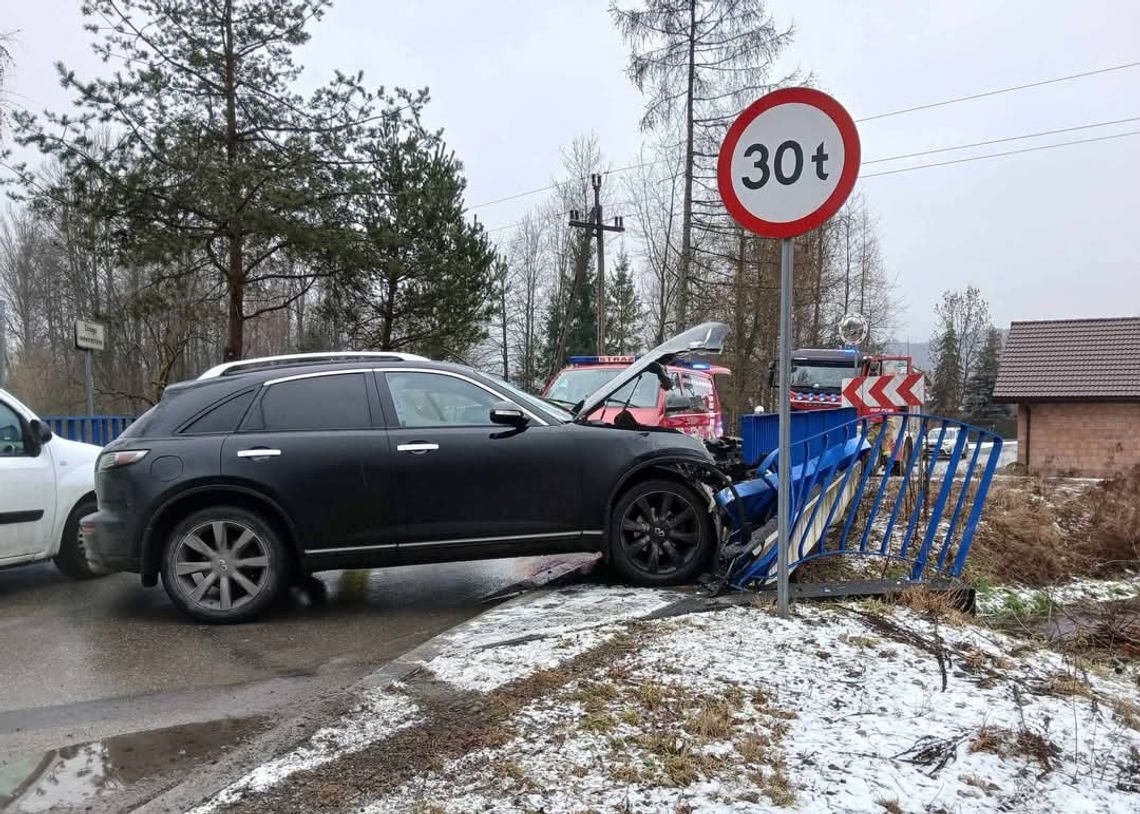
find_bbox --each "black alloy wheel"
[610,479,713,585]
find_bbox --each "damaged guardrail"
[716,413,1003,590]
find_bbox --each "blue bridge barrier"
[720,413,1002,587]
[43,415,136,446]
[740,407,858,466]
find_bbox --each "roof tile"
[993,317,1140,401]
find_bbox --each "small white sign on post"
[74,319,106,352]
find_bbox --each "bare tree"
[611,0,795,329]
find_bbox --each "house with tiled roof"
[994,317,1140,476]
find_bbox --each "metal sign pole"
[777,237,794,618]
[84,349,95,444]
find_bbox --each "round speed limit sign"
[717,87,860,238]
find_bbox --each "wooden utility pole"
[569,173,624,355]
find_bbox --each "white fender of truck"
[43,436,102,557]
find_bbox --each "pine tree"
[606,252,643,354]
[929,323,962,416]
[14,0,407,361]
[964,328,1003,422]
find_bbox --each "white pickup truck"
[0,387,105,578]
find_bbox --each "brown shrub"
[968,468,1140,587]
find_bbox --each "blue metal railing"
[740,407,857,466]
[722,413,1003,586]
[43,415,136,446]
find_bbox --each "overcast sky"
[4,0,1139,341]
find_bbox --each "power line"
[486,128,1140,234]
[473,59,1140,215]
[856,60,1140,123]
[861,128,1140,178]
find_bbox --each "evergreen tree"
[564,273,598,358]
[326,126,497,360]
[964,327,1003,422]
[606,252,643,354]
[929,323,962,416]
[14,0,406,361]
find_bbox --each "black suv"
[85,324,729,622]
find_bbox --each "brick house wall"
[1017,401,1140,477]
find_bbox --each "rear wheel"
[160,506,287,624]
[609,479,714,586]
[54,496,108,579]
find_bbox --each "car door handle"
[396,442,439,454]
[237,448,282,459]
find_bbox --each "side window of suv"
[386,372,500,428]
[0,401,27,457]
[252,373,373,431]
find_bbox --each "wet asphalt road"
[0,555,593,811]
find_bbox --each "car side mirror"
[25,419,50,457]
[489,401,529,427]
[664,392,690,414]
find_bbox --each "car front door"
[379,370,583,551]
[0,398,57,562]
[220,371,394,556]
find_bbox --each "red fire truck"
[544,355,731,441]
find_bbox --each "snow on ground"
[357,597,1140,813]
[418,586,677,692]
[188,687,420,813]
[196,584,1140,813]
[977,573,1140,616]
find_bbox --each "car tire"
[160,506,288,624]
[53,496,108,580]
[609,479,714,586]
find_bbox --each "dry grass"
[1043,671,1092,698]
[876,798,904,814]
[896,585,971,623]
[969,467,1140,588]
[1111,697,1140,730]
[969,726,1059,772]
[683,697,734,739]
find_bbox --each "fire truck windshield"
[789,363,853,391]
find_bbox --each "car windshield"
[491,377,574,423]
[546,368,660,411]
[789,363,855,391]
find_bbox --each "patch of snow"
[188,687,420,813]
[977,574,1140,616]
[418,585,678,692]
[362,595,1140,813]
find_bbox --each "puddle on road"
[0,716,263,812]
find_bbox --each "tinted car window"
[0,401,27,456]
[181,390,256,435]
[387,372,500,428]
[259,374,372,431]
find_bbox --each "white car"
[0,388,105,578]
[923,425,970,458]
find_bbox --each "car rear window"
[254,373,372,431]
[180,390,256,435]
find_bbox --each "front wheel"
[54,496,108,579]
[609,479,714,586]
[161,506,288,624]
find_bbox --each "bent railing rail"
[721,413,1003,587]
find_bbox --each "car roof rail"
[197,351,429,379]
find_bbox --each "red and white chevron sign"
[841,373,925,413]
